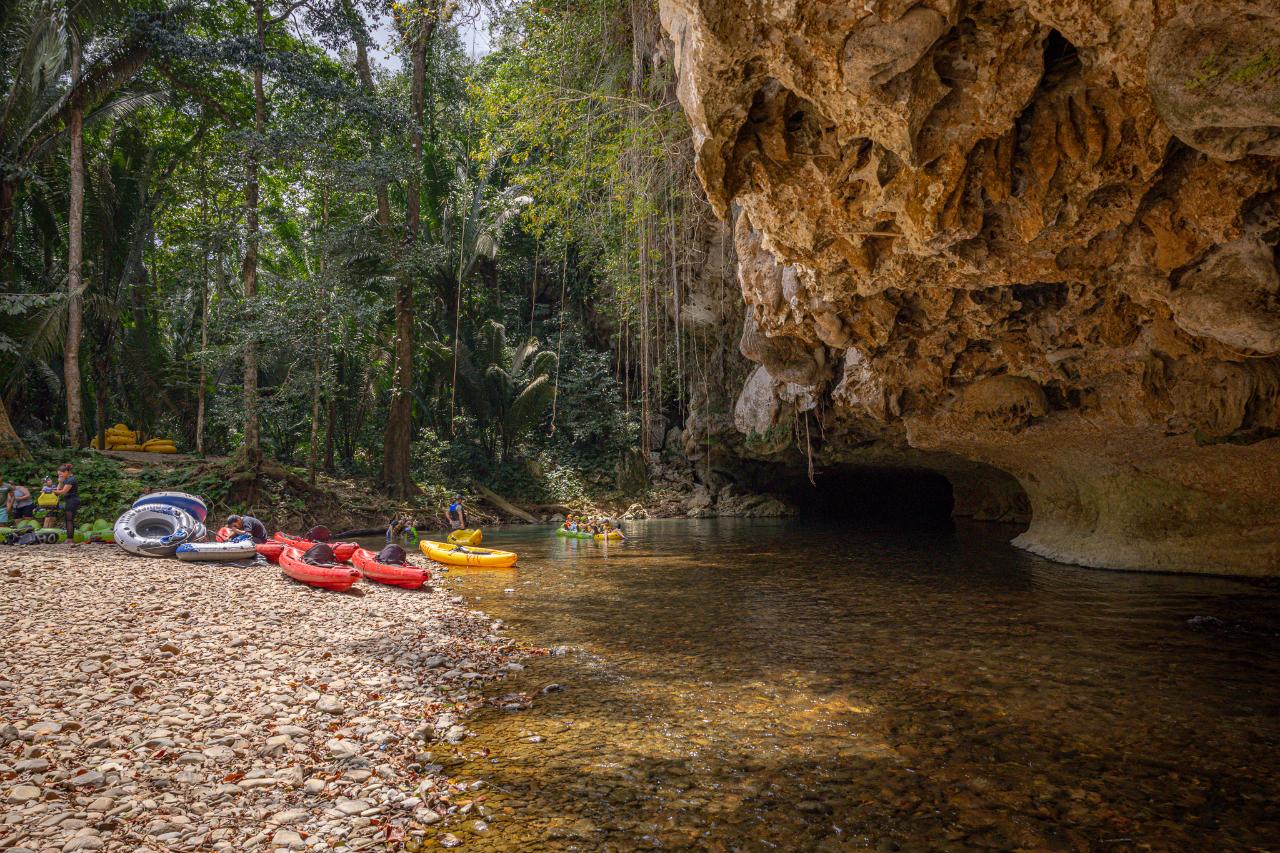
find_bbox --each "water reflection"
[412,519,1280,851]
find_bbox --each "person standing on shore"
[52,463,80,542]
[8,481,33,520]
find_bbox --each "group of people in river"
[1,463,80,540]
[562,513,625,537]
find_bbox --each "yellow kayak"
[420,539,517,568]
[447,528,483,546]
[594,530,624,541]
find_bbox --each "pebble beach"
[0,545,526,852]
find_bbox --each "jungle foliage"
[0,0,718,502]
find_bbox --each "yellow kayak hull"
[447,528,483,546]
[594,530,624,541]
[420,539,517,568]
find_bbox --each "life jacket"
[304,525,332,542]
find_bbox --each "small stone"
[335,798,368,816]
[62,837,104,851]
[303,778,325,794]
[6,784,41,803]
[263,735,292,755]
[14,758,50,772]
[443,726,466,745]
[416,808,442,824]
[315,695,343,715]
[326,739,358,758]
[158,643,180,654]
[69,770,103,787]
[271,809,309,825]
[202,745,236,763]
[271,828,304,849]
[439,833,461,848]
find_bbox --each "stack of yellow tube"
[89,423,179,453]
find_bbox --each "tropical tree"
[426,319,557,462]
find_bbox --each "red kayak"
[279,547,360,591]
[256,542,285,563]
[351,547,430,589]
[273,532,357,562]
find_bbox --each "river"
[405,518,1280,851]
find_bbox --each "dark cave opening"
[743,463,959,525]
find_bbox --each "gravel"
[0,544,523,850]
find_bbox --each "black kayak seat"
[302,542,336,565]
[376,544,408,565]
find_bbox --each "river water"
[407,518,1280,851]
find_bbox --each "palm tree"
[425,319,557,462]
[0,0,164,455]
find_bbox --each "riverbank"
[0,545,530,852]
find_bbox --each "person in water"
[446,495,467,531]
[386,516,413,543]
[52,463,79,541]
[226,514,268,544]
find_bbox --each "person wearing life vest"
[446,495,467,531]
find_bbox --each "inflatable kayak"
[555,528,593,539]
[447,528,483,546]
[594,530,624,541]
[176,540,258,562]
[279,547,361,591]
[273,532,357,562]
[131,491,207,523]
[351,547,430,589]
[114,505,201,557]
[420,539,518,568]
[256,542,285,563]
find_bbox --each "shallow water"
[407,519,1280,851]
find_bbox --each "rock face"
[660,0,1280,574]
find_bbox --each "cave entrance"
[735,458,1031,529]
[795,465,955,523]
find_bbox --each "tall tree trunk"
[196,162,209,456]
[308,356,322,484]
[63,33,86,448]
[94,374,106,453]
[345,0,393,237]
[240,0,266,469]
[0,398,28,460]
[324,395,336,472]
[380,17,428,498]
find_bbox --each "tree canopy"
[0,0,728,507]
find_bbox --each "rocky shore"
[0,545,526,851]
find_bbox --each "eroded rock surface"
[660,0,1280,574]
